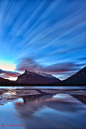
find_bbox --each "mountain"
[16,70,60,84]
[0,77,13,85]
[1,67,86,86]
[62,66,86,85]
[37,72,55,79]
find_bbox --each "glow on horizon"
[6,77,17,81]
[0,60,15,71]
[0,60,23,81]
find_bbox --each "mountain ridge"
[16,70,60,84]
[61,66,86,85]
[0,67,86,86]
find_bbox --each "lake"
[0,86,86,129]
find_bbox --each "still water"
[0,86,86,129]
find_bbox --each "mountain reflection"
[15,93,86,129]
[0,88,86,129]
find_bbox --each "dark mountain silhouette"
[0,67,86,86]
[0,77,13,85]
[0,77,19,86]
[61,66,86,85]
[16,70,60,84]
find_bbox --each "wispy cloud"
[17,58,84,80]
[0,0,86,80]
[0,69,20,78]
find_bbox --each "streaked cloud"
[0,0,86,80]
[17,58,84,80]
[0,69,20,79]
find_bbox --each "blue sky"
[0,0,86,80]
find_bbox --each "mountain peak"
[17,70,60,84]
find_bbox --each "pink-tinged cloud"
[0,69,21,78]
[0,74,10,78]
[4,73,19,77]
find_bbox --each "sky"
[0,0,86,81]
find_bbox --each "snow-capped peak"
[37,72,54,79]
[25,70,55,79]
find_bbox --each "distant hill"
[0,77,13,85]
[61,66,86,85]
[16,70,60,84]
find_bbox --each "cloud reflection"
[15,93,86,129]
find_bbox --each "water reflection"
[0,89,86,129]
[15,93,86,129]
